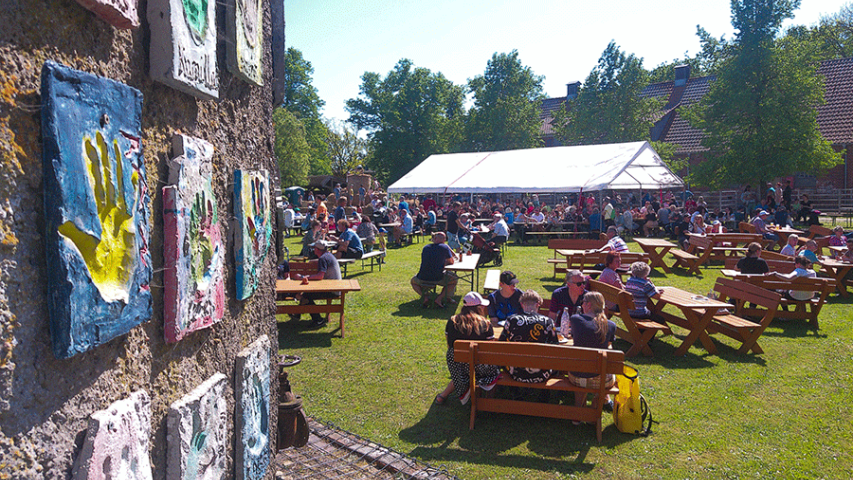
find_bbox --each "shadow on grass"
[276,319,337,349]
[391,298,461,320]
[400,398,636,474]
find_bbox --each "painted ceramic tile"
[148,0,219,99]
[235,335,271,480]
[72,391,153,480]
[167,373,228,480]
[226,0,263,86]
[41,61,152,359]
[234,170,272,300]
[75,0,139,29]
[271,0,286,104]
[163,134,225,343]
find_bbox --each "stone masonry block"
[163,134,225,343]
[235,334,271,480]
[148,0,219,99]
[167,373,229,480]
[71,390,153,480]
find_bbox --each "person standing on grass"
[434,292,500,406]
[411,232,458,308]
[566,292,617,419]
[499,289,559,383]
[487,270,523,326]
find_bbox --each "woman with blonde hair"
[566,291,617,416]
[435,292,501,405]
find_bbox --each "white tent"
[387,141,684,194]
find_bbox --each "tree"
[686,0,842,188]
[346,59,465,183]
[282,48,325,118]
[780,3,853,61]
[324,120,369,178]
[273,108,311,186]
[465,50,545,151]
[554,41,662,146]
[648,27,728,83]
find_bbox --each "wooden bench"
[483,269,500,294]
[685,235,733,270]
[550,251,649,278]
[707,278,781,354]
[547,239,606,258]
[723,256,796,273]
[797,225,833,245]
[290,258,355,278]
[452,340,624,442]
[739,221,757,234]
[589,280,671,357]
[360,250,384,272]
[734,275,836,329]
[668,247,701,275]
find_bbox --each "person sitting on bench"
[411,232,459,308]
[566,291,617,418]
[290,242,341,328]
[499,289,558,384]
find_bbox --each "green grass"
[278,236,853,479]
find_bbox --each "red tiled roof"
[539,58,853,153]
[817,57,853,145]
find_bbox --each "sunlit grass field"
[277,234,852,479]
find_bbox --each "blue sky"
[286,0,850,123]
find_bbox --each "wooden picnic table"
[446,253,481,292]
[275,279,361,337]
[817,257,853,297]
[634,237,676,273]
[768,225,804,244]
[379,222,401,229]
[652,286,734,356]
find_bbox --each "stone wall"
[0,0,280,478]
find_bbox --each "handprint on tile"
[58,131,139,303]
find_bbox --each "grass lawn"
[277,235,852,479]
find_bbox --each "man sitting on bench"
[594,226,629,253]
[485,212,510,246]
[411,232,459,308]
[290,242,341,328]
[329,219,364,260]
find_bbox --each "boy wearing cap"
[487,271,522,326]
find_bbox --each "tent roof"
[387,141,684,194]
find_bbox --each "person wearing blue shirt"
[398,195,409,212]
[425,209,437,234]
[330,219,364,259]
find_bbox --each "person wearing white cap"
[486,212,510,246]
[434,292,500,406]
[750,210,778,250]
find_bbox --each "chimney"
[674,64,690,87]
[566,81,581,99]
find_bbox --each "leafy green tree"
[273,107,311,187]
[781,2,853,61]
[649,27,728,83]
[346,59,465,183]
[465,50,545,151]
[325,120,369,178]
[555,41,662,146]
[282,48,325,118]
[686,0,842,188]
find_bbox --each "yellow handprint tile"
[41,61,151,359]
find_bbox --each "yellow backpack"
[612,365,653,436]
